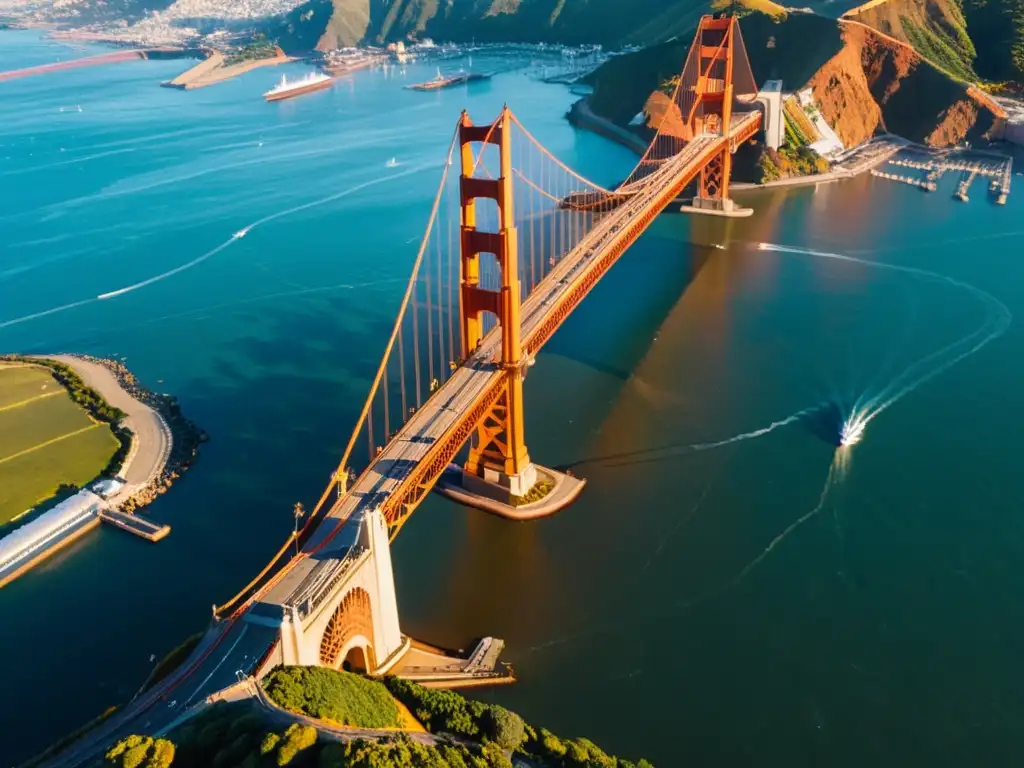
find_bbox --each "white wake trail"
[0,298,96,330]
[95,165,431,301]
[1,165,433,329]
[688,407,818,451]
[758,243,1011,432]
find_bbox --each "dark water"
[3,29,1024,767]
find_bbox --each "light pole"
[292,502,305,556]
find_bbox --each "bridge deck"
[259,114,760,611]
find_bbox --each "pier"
[955,170,976,202]
[98,508,170,542]
[870,169,937,191]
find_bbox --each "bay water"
[2,29,1024,766]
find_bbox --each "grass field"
[0,364,119,525]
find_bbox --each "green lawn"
[0,365,57,408]
[0,364,119,525]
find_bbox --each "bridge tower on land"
[457,107,537,497]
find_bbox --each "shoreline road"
[36,355,171,490]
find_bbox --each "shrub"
[262,666,402,729]
[480,705,525,750]
[275,724,317,766]
[105,735,175,768]
[383,677,480,739]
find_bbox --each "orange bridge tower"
[687,14,751,215]
[456,106,538,500]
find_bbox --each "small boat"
[264,72,334,102]
[386,157,399,168]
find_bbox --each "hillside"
[844,0,1024,84]
[584,10,999,154]
[263,0,867,50]
[843,0,977,81]
[98,668,655,768]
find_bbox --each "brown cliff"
[807,21,995,147]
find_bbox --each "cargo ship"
[264,71,334,102]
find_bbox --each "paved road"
[39,355,171,489]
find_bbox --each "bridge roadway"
[41,113,759,767]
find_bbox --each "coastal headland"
[162,48,293,90]
[0,354,205,587]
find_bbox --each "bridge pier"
[680,195,753,217]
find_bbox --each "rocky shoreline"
[57,354,208,514]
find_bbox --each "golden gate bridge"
[44,15,766,764]
[218,12,763,616]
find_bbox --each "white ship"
[263,71,334,102]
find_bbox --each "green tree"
[105,735,175,768]
[274,723,317,766]
[480,705,525,750]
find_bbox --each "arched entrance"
[342,645,369,672]
[319,587,377,670]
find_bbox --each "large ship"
[263,71,334,102]
[407,67,491,91]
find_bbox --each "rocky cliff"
[808,20,996,145]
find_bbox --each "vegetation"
[106,736,175,768]
[262,666,403,729]
[319,736,513,768]
[383,677,652,767]
[224,35,281,66]
[155,703,320,768]
[962,0,1024,82]
[142,633,203,693]
[511,479,554,507]
[900,15,977,82]
[93,669,653,768]
[782,97,819,145]
[0,361,122,524]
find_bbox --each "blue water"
[4,27,1024,767]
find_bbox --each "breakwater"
[66,354,206,513]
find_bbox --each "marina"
[871,148,1012,203]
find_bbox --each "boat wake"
[2,164,435,327]
[757,242,1011,446]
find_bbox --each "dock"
[955,170,976,202]
[870,169,937,191]
[392,637,515,689]
[99,508,170,542]
[872,148,1012,204]
[997,157,1012,204]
